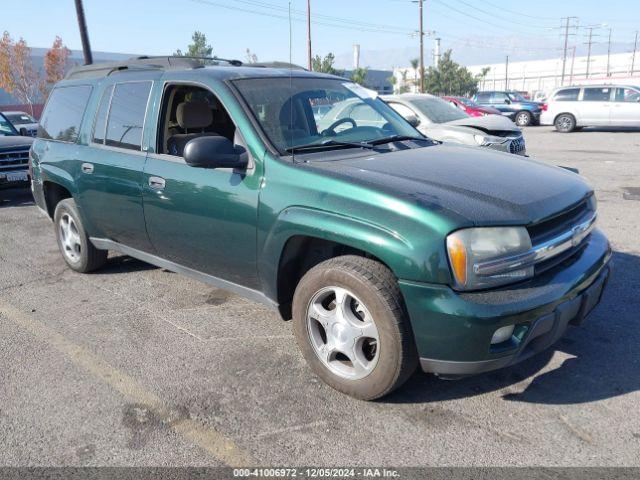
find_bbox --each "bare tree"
[0,31,42,115]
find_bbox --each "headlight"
[473,134,508,146]
[446,227,533,290]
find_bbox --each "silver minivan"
[540,85,640,132]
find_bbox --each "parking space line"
[0,301,254,467]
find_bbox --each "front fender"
[258,206,436,301]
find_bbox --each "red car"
[442,96,502,117]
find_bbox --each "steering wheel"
[321,117,357,136]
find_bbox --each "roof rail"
[65,55,243,80]
[247,61,308,71]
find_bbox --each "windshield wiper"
[368,134,430,145]
[285,139,376,153]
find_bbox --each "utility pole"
[631,31,638,75]
[584,26,596,78]
[606,27,613,77]
[569,46,576,84]
[505,55,509,90]
[419,0,424,93]
[74,0,93,65]
[307,0,312,70]
[560,17,578,86]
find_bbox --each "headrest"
[176,101,213,129]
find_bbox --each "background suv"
[541,85,640,132]
[473,91,542,126]
[1,110,38,137]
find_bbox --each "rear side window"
[553,88,580,101]
[475,92,491,103]
[614,87,640,103]
[583,87,611,102]
[38,85,92,142]
[105,81,152,150]
[92,85,113,144]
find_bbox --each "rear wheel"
[515,110,532,127]
[292,255,418,400]
[54,198,107,273]
[554,113,576,133]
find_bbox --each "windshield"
[5,112,35,125]
[507,92,527,102]
[0,113,18,136]
[233,77,419,153]
[409,97,469,123]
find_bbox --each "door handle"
[148,176,166,189]
[81,163,94,174]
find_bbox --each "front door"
[577,87,613,125]
[76,79,155,252]
[141,82,261,289]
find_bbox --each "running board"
[89,237,278,310]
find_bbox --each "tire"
[292,255,418,400]
[515,110,532,127]
[54,198,107,273]
[554,113,576,133]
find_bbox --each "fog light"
[491,325,515,344]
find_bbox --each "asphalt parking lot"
[1,126,639,467]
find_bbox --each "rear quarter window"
[38,85,92,142]
[552,88,580,101]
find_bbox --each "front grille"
[509,137,526,154]
[0,148,30,172]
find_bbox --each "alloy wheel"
[306,286,380,380]
[59,213,82,263]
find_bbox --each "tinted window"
[0,113,18,136]
[553,88,580,101]
[92,85,113,144]
[410,97,468,123]
[38,85,92,142]
[105,81,152,150]
[490,92,508,104]
[614,87,640,103]
[583,87,612,102]
[475,92,491,103]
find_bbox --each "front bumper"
[0,169,30,190]
[399,229,611,376]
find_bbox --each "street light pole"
[419,0,424,93]
[74,0,93,65]
[607,28,613,77]
[307,0,312,70]
[631,31,638,75]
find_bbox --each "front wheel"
[515,110,532,127]
[292,255,418,400]
[54,198,107,273]
[554,113,576,133]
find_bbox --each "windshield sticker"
[342,82,378,100]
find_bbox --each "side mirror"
[19,127,28,136]
[405,114,421,127]
[183,136,248,169]
[504,98,511,104]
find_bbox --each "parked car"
[541,85,640,132]
[0,112,33,189]
[473,91,543,126]
[31,56,610,400]
[379,94,525,155]
[1,110,38,137]
[441,96,502,117]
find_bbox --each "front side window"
[105,81,152,150]
[475,93,491,103]
[490,93,508,104]
[553,88,580,102]
[38,85,92,142]
[614,87,640,103]
[0,113,18,136]
[583,87,612,102]
[507,92,527,102]
[233,77,418,153]
[409,97,468,123]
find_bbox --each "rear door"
[489,92,514,116]
[578,87,613,125]
[75,77,156,251]
[611,87,640,126]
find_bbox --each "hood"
[304,144,591,226]
[445,115,519,135]
[0,135,34,149]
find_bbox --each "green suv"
[31,57,611,400]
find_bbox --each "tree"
[399,70,410,94]
[174,31,213,58]
[422,50,478,96]
[0,31,42,116]
[311,52,342,75]
[350,67,368,86]
[477,66,491,91]
[409,58,419,88]
[41,36,71,98]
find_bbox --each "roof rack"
[65,55,244,80]
[247,61,307,71]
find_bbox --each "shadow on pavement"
[386,250,640,406]
[0,188,33,208]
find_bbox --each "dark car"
[30,56,610,400]
[0,112,33,189]
[473,91,543,126]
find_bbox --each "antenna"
[289,0,295,163]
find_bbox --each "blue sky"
[3,0,640,68]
